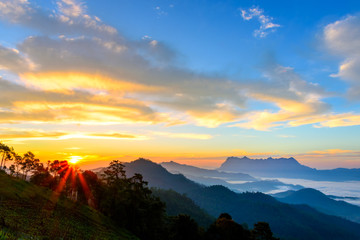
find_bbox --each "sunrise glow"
[0,0,359,170]
[68,156,83,164]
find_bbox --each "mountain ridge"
[218,156,360,181]
[272,188,360,223]
[116,158,360,240]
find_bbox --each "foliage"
[167,214,203,240]
[252,222,279,240]
[0,144,279,240]
[0,171,137,240]
[151,188,215,227]
[100,160,166,240]
[187,185,360,240]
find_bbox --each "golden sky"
[0,0,360,169]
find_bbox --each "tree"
[102,160,126,184]
[251,222,279,240]
[13,154,22,177]
[0,142,11,169]
[30,163,56,188]
[99,160,166,240]
[9,164,15,176]
[206,213,251,240]
[168,214,201,240]
[21,151,40,180]
[2,146,18,171]
[77,170,103,208]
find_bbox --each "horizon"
[1,0,360,169]
[79,155,359,171]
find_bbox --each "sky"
[0,0,360,169]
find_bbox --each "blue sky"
[0,0,359,169]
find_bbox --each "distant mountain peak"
[219,156,312,176]
[224,156,302,164]
[219,156,360,181]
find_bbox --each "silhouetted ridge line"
[218,156,360,181]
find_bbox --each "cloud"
[0,0,31,23]
[314,113,360,128]
[154,6,167,16]
[0,0,117,36]
[240,6,281,38]
[0,127,147,142]
[0,45,34,72]
[152,131,213,140]
[1,0,360,132]
[57,0,85,18]
[0,77,171,125]
[0,3,247,128]
[278,135,295,138]
[324,15,360,99]
[310,149,356,155]
[295,149,360,168]
[232,64,331,130]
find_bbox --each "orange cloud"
[0,128,147,142]
[152,131,213,140]
[9,101,169,125]
[310,149,355,155]
[20,72,163,94]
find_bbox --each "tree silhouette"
[206,213,251,240]
[21,151,40,180]
[30,163,56,188]
[0,142,11,169]
[251,222,279,240]
[102,160,126,184]
[168,214,201,240]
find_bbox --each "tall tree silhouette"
[21,151,40,179]
[0,142,11,169]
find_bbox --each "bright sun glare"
[68,156,83,164]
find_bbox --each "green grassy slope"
[0,171,137,240]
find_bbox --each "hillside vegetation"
[0,170,136,240]
[122,159,360,240]
[0,142,278,240]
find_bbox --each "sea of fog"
[265,178,360,206]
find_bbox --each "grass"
[0,171,138,240]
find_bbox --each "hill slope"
[272,188,360,223]
[151,188,215,227]
[187,185,360,240]
[0,171,136,240]
[124,159,201,194]
[124,159,360,240]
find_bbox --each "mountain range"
[218,156,360,181]
[113,158,360,240]
[161,161,303,193]
[271,188,360,223]
[161,161,256,181]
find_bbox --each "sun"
[68,155,83,164]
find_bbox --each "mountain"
[232,179,303,192]
[161,161,302,193]
[271,188,360,223]
[328,195,360,201]
[151,188,215,227]
[218,156,360,181]
[161,161,256,181]
[123,158,201,194]
[119,159,360,240]
[0,171,136,240]
[181,175,303,193]
[187,185,360,240]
